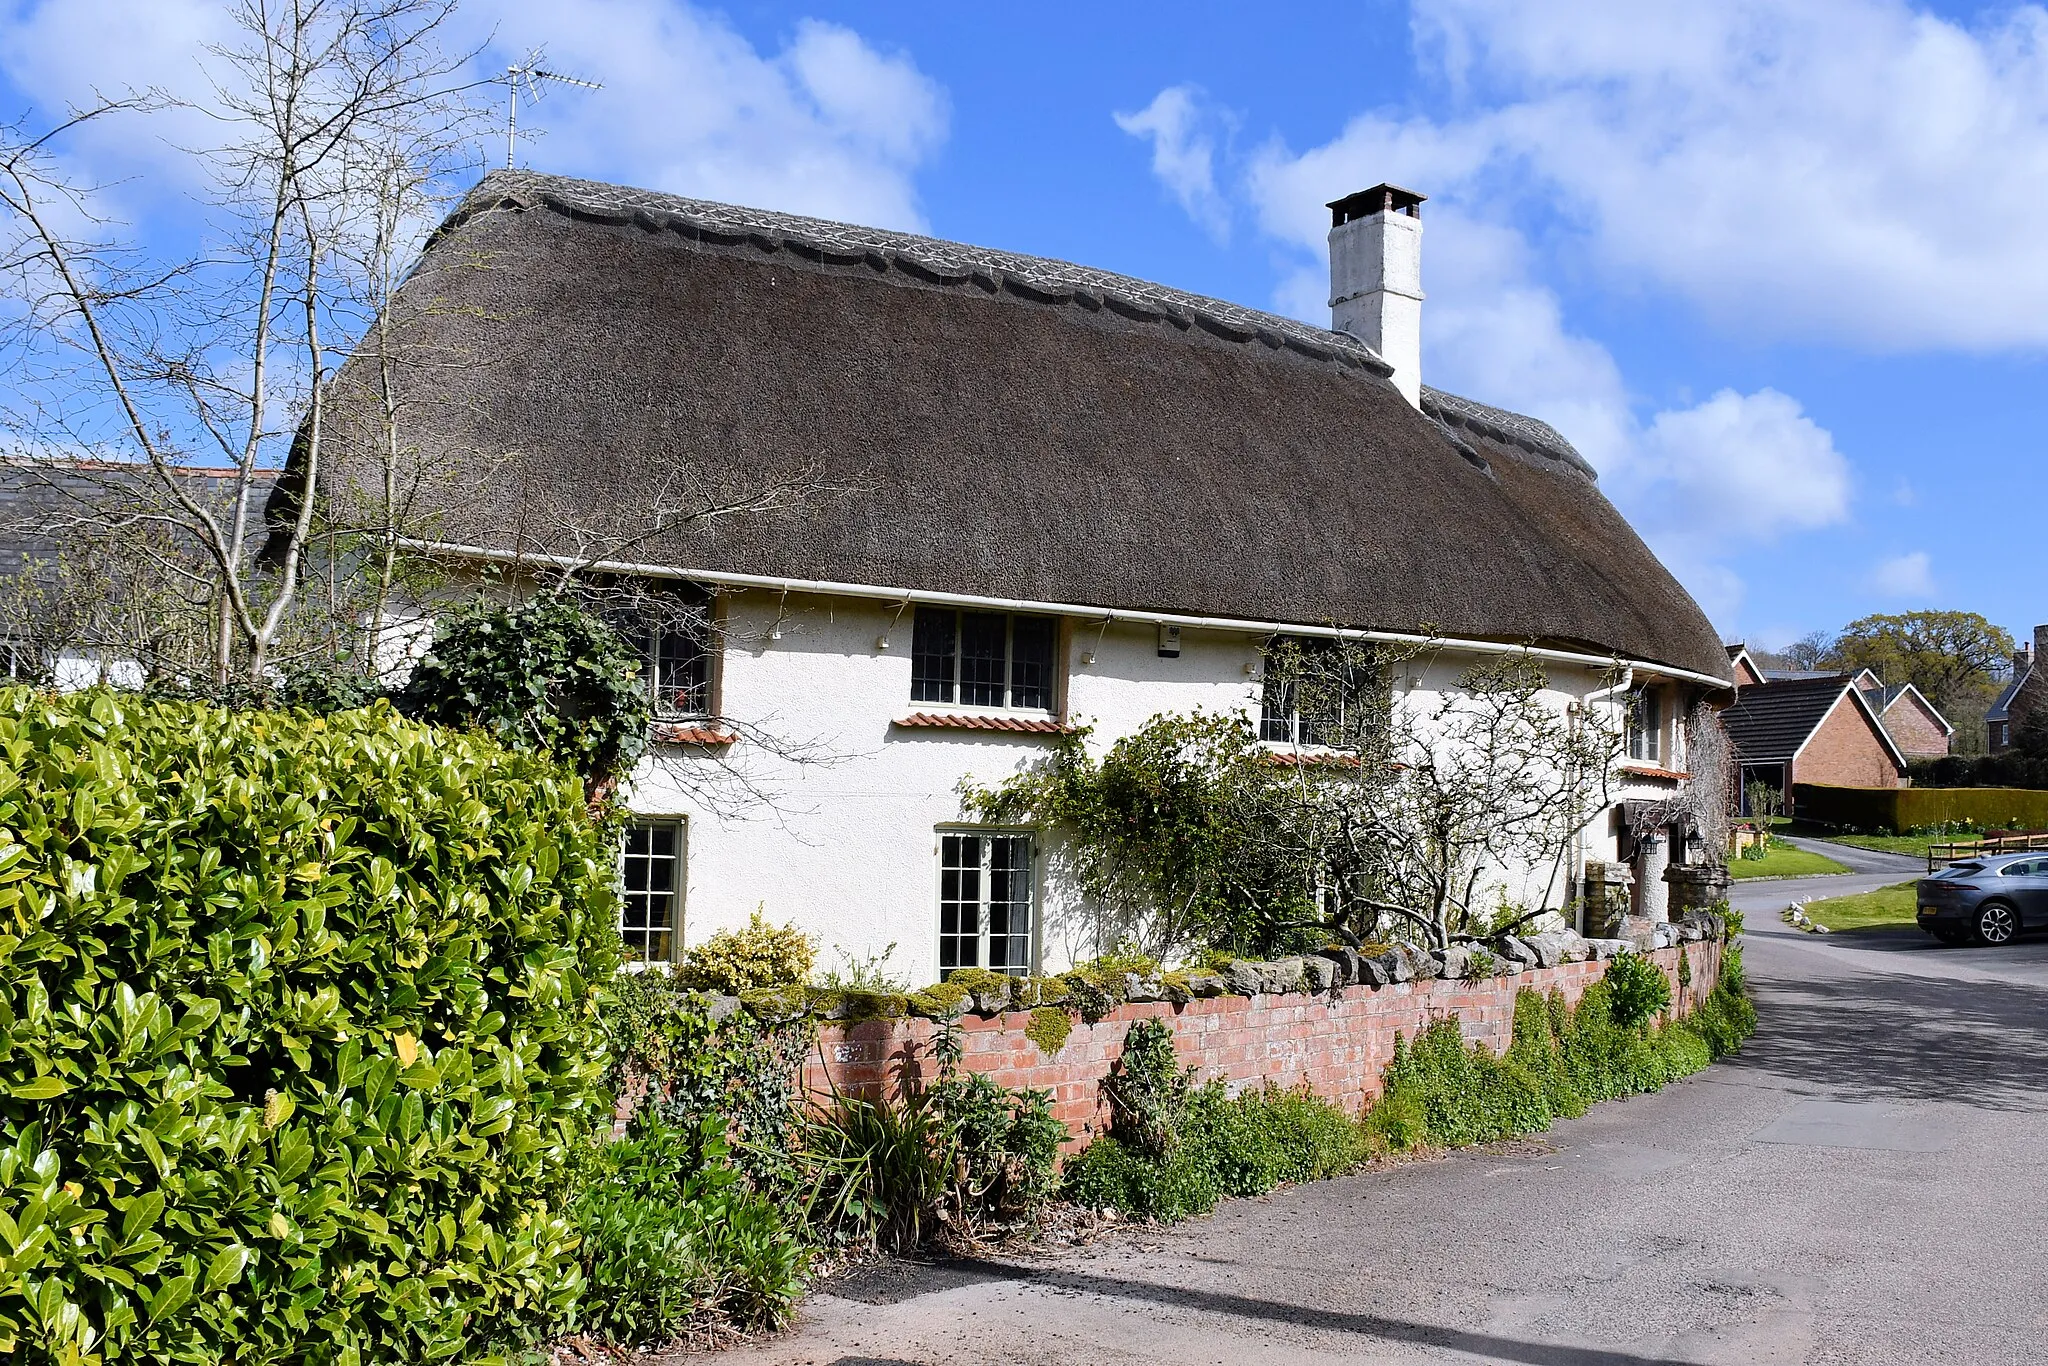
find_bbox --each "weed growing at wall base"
[1067,947,1756,1223]
[1063,1020,1367,1221]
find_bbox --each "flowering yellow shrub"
[677,908,816,994]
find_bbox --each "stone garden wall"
[806,938,1724,1147]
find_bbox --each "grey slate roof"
[1723,674,1911,770]
[284,170,1733,683]
[1723,676,1857,760]
[1988,670,2029,723]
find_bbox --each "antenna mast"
[500,48,603,169]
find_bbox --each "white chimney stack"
[1328,184,1426,408]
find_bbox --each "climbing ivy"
[398,594,651,792]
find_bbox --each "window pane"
[911,608,956,704]
[987,835,1033,975]
[939,833,981,975]
[1259,672,1296,742]
[1009,617,1056,711]
[654,619,711,717]
[620,820,681,964]
[959,614,1007,707]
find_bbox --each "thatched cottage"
[294,171,1733,975]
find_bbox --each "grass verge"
[1730,837,1851,880]
[1799,879,1920,932]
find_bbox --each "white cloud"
[1409,0,2048,349]
[462,1,948,230]
[0,0,951,233]
[1114,85,1231,241]
[1629,389,1850,542]
[1128,74,1863,636]
[1871,550,1936,599]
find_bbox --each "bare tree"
[0,0,487,686]
[1290,651,1628,950]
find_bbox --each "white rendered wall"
[625,588,1642,976]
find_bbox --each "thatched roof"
[289,170,1731,684]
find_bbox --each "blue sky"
[4,0,2044,650]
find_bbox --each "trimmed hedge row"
[1793,782,2048,833]
[0,691,617,1363]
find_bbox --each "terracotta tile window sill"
[894,712,1075,734]
[651,722,735,745]
[1620,763,1690,782]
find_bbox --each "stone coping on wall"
[704,914,1726,1032]
[799,934,1727,1147]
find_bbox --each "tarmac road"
[716,845,2048,1365]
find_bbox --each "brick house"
[1989,625,2047,753]
[1722,674,1907,813]
[1850,671,1953,761]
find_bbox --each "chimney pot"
[1327,183,1427,407]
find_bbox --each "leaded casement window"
[603,583,714,719]
[1626,686,1663,764]
[938,831,1035,977]
[911,608,1057,711]
[1259,636,1384,747]
[620,820,684,965]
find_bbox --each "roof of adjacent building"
[282,170,1732,683]
[1,460,265,581]
[1988,667,2031,722]
[1722,674,1907,769]
[1863,680,1954,735]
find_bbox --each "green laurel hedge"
[0,690,617,1364]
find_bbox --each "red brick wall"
[1793,696,1902,790]
[806,942,1722,1147]
[1880,694,1950,761]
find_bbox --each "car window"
[1998,860,2039,876]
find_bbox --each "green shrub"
[1374,1021,1549,1147]
[1102,1019,1191,1158]
[598,970,813,1200]
[928,1066,1064,1226]
[1362,1086,1428,1152]
[1065,1020,1364,1222]
[564,1112,805,1345]
[0,690,615,1364]
[1365,966,1759,1155]
[1604,951,1674,1029]
[397,594,651,788]
[802,1090,948,1252]
[801,1025,1063,1249]
[678,909,817,995]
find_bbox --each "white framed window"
[1627,686,1663,764]
[620,819,685,965]
[938,830,1035,977]
[1259,636,1382,747]
[911,608,1057,711]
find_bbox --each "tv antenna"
[498,48,602,168]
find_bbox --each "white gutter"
[398,537,1735,692]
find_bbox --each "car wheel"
[1975,901,2020,946]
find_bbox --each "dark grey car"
[1917,853,2048,945]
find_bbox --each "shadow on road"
[914,1259,1703,1366]
[1730,958,2048,1111]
